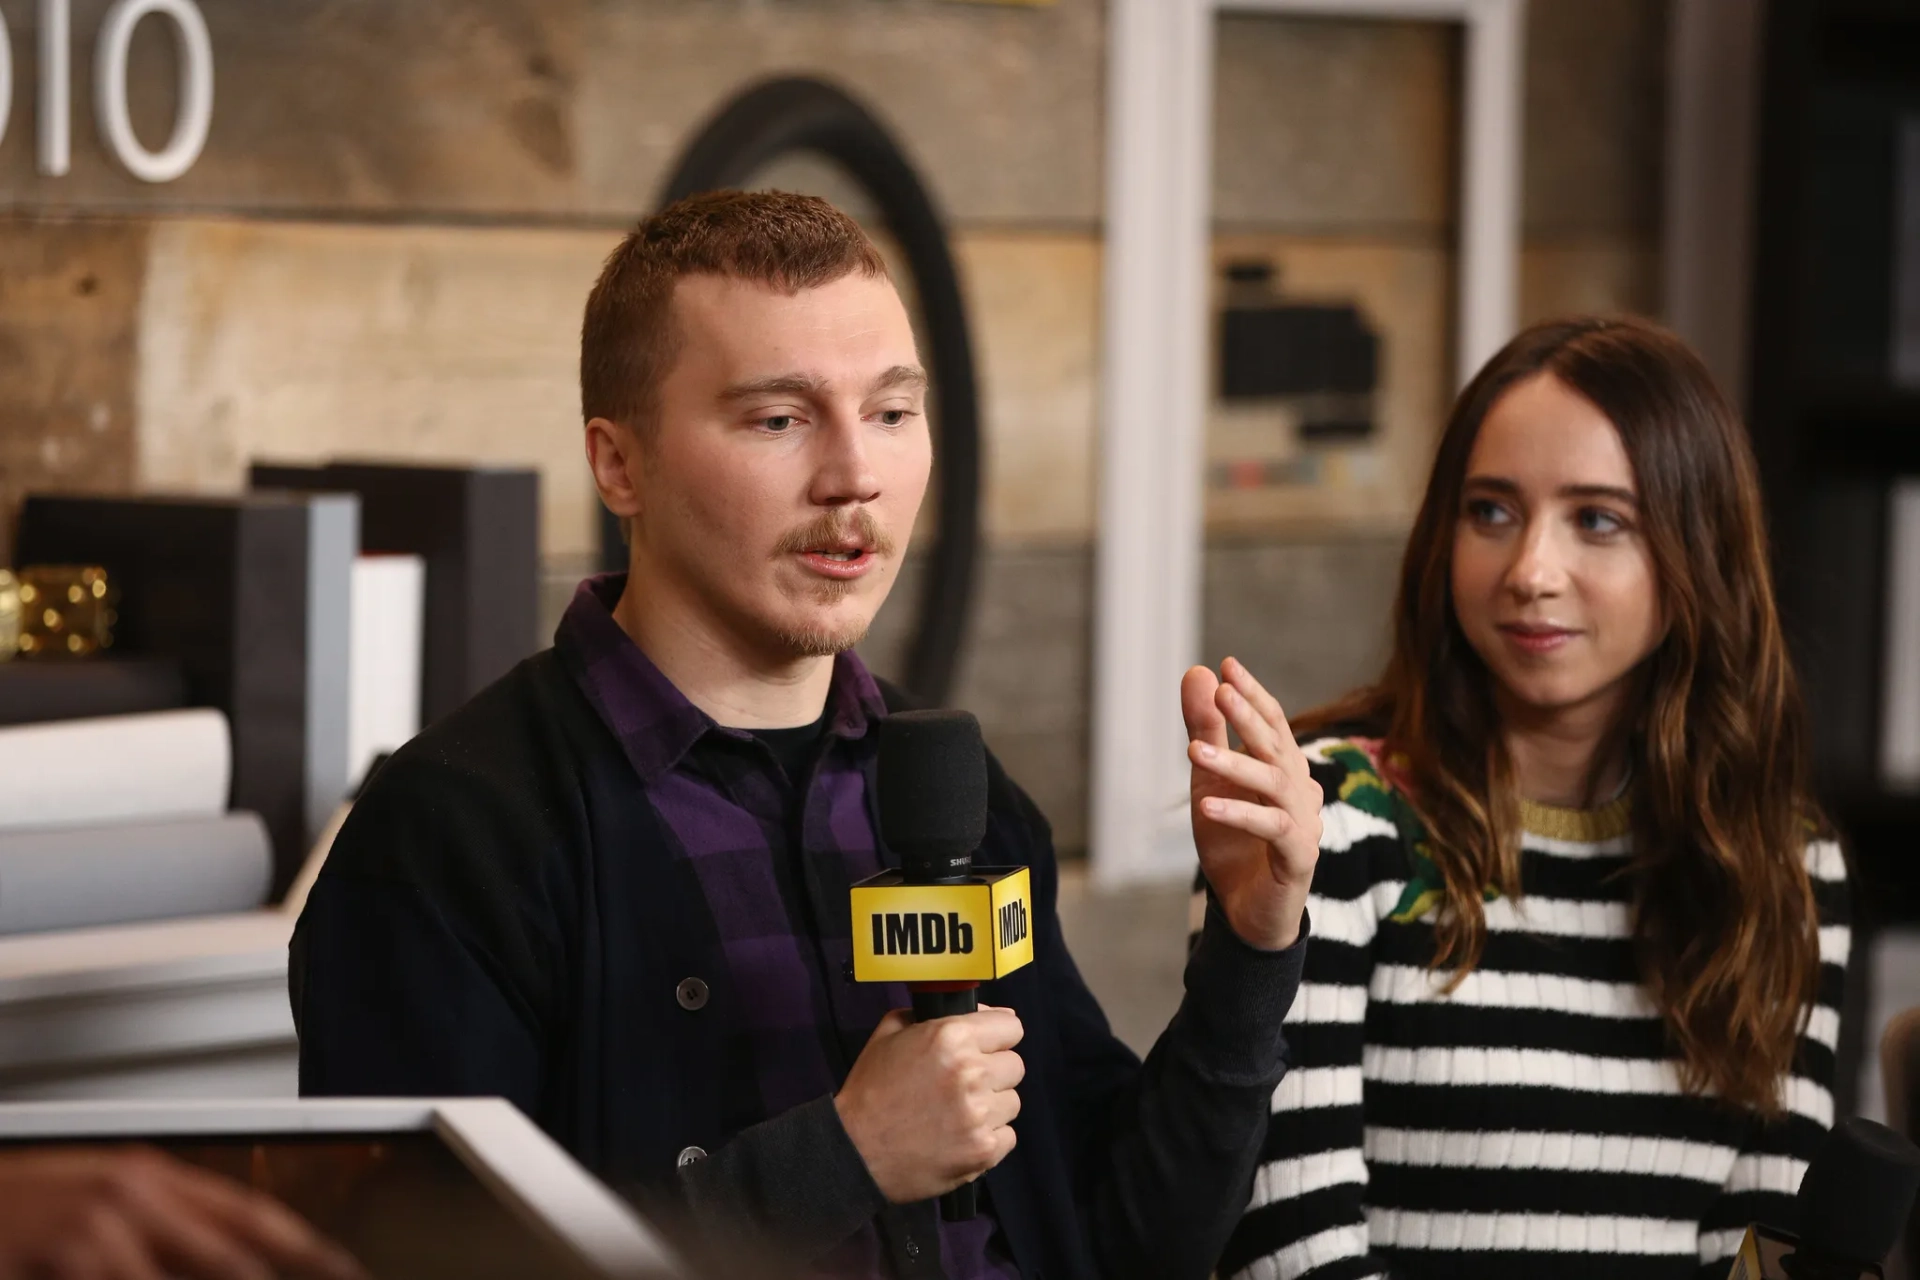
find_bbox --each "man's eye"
[876,409,916,427]
[760,415,798,433]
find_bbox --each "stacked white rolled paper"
[0,709,270,934]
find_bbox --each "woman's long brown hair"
[1298,316,1822,1114]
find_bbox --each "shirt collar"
[555,573,888,784]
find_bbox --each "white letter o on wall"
[0,10,12,150]
[95,0,212,184]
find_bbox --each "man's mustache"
[773,509,897,558]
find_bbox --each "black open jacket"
[290,645,1306,1280]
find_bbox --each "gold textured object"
[0,571,17,662]
[15,566,116,659]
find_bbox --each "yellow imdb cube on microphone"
[851,866,1035,984]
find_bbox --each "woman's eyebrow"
[1461,476,1637,506]
[1558,483,1639,505]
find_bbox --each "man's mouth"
[777,511,893,581]
[796,544,877,579]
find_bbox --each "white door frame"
[1091,0,1525,885]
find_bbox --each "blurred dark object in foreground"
[0,1099,692,1280]
[149,1134,605,1280]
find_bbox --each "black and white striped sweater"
[1192,735,1850,1280]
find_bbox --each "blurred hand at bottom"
[0,1146,366,1280]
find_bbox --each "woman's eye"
[1578,507,1626,535]
[1465,498,1512,526]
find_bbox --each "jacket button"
[676,1145,707,1168]
[904,1238,921,1260]
[676,977,709,1011]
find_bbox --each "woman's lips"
[1498,623,1579,654]
[798,549,875,580]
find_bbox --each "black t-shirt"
[743,706,832,786]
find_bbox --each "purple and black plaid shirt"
[561,575,1020,1279]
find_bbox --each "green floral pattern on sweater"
[1317,738,1499,924]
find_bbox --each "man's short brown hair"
[580,190,890,432]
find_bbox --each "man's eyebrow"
[871,365,929,393]
[719,373,829,401]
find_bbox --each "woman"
[1192,317,1849,1280]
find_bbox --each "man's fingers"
[1222,657,1304,766]
[984,1121,1019,1172]
[960,1008,1024,1054]
[982,1084,1022,1130]
[1189,739,1288,805]
[1181,666,1229,751]
[959,1105,1018,1178]
[980,1047,1026,1093]
[1215,680,1285,765]
[1198,796,1292,849]
[1190,740,1322,834]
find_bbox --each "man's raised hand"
[1182,657,1321,951]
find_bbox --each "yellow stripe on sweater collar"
[1518,793,1633,843]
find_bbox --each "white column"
[1458,0,1525,384]
[1091,0,1524,886]
[1090,0,1216,885]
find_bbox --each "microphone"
[851,709,1035,1222]
[1723,1117,1920,1279]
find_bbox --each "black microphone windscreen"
[1796,1116,1920,1265]
[877,709,989,881]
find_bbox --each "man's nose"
[811,410,881,506]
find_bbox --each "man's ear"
[585,416,644,524]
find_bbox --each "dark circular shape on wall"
[599,76,983,708]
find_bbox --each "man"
[291,191,1321,1280]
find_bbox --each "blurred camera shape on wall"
[1218,259,1380,442]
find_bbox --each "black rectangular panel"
[0,657,187,726]
[15,494,310,893]
[251,462,540,727]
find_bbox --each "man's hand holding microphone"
[835,657,1321,1207]
[834,1003,1025,1204]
